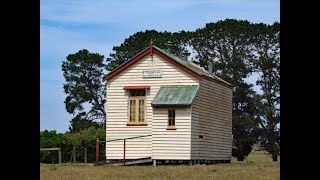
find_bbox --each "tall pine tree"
[252,22,280,161]
[62,49,106,132]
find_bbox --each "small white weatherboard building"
[103,42,233,165]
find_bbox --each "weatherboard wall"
[152,107,192,160]
[190,79,233,160]
[105,54,199,160]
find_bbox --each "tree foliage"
[252,22,280,161]
[40,130,73,163]
[68,112,101,133]
[62,49,106,131]
[70,126,106,148]
[40,127,106,163]
[67,127,106,162]
[106,30,192,71]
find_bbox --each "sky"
[40,0,280,133]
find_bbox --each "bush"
[40,127,106,163]
[40,130,73,163]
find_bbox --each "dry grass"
[40,149,279,180]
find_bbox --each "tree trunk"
[238,154,244,161]
[272,153,278,162]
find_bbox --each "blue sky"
[40,0,280,133]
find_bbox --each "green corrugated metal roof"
[151,85,199,107]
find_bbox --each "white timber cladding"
[191,79,233,160]
[105,54,199,159]
[152,108,191,160]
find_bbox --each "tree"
[106,30,191,71]
[40,130,73,163]
[252,22,280,161]
[232,83,260,161]
[68,112,101,133]
[72,126,106,149]
[40,128,105,163]
[62,49,106,131]
[68,126,106,162]
[190,19,259,161]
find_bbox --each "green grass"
[40,149,279,180]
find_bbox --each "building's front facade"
[103,44,232,162]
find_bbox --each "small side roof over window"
[151,85,199,107]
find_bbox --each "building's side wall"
[190,79,232,160]
[152,108,192,160]
[106,54,198,159]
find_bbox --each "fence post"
[84,148,87,163]
[58,148,61,164]
[73,147,76,163]
[124,139,126,166]
[96,138,99,165]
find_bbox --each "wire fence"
[40,135,152,164]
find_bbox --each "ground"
[40,148,280,180]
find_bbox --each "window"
[128,89,146,124]
[167,110,176,129]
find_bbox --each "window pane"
[139,99,145,122]
[129,90,145,97]
[130,100,136,122]
[168,110,175,127]
[129,90,136,96]
[140,90,146,96]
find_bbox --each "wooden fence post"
[84,148,87,163]
[58,148,61,164]
[124,139,126,166]
[96,139,99,165]
[73,147,76,163]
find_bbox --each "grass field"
[40,148,280,180]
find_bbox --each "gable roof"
[151,85,199,107]
[103,44,232,88]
